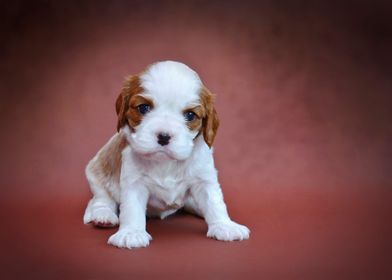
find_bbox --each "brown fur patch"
[126,95,154,128]
[115,76,144,131]
[200,86,220,148]
[89,133,128,189]
[183,105,204,131]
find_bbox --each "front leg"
[191,183,250,241]
[108,184,152,249]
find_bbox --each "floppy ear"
[201,86,220,148]
[115,91,130,132]
[115,76,143,132]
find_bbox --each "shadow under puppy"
[84,61,250,249]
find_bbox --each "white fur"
[84,61,250,249]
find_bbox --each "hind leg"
[83,169,119,227]
[83,197,119,227]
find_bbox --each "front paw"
[207,221,250,241]
[108,229,152,249]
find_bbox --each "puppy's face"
[116,61,219,161]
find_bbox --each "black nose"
[157,132,171,146]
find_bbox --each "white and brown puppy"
[83,61,250,249]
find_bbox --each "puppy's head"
[116,61,219,160]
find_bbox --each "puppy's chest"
[143,165,190,210]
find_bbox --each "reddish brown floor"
[1,186,390,280]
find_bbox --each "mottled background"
[1,0,391,279]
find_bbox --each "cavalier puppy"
[83,61,250,248]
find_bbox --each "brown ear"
[115,76,143,132]
[115,91,130,132]
[201,86,220,148]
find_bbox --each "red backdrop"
[1,1,391,279]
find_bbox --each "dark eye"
[137,104,151,115]
[184,111,196,122]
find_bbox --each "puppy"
[83,61,250,248]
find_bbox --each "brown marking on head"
[127,95,154,128]
[200,86,219,148]
[183,105,204,131]
[115,76,154,131]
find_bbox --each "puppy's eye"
[184,111,196,122]
[137,104,151,115]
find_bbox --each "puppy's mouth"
[142,149,177,161]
